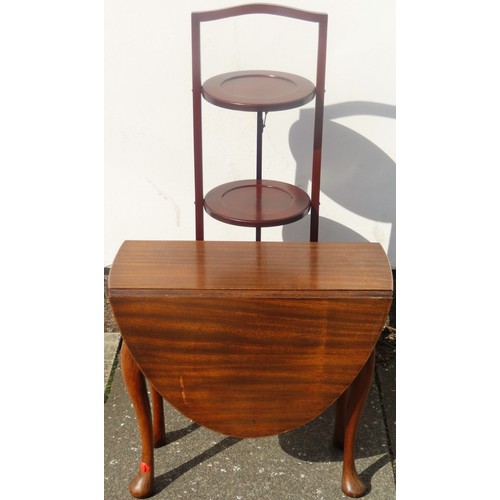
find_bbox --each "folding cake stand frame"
[191,4,327,242]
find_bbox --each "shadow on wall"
[283,101,396,266]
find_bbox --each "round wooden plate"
[204,179,311,227]
[202,70,316,112]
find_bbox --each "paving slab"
[376,358,396,468]
[104,357,395,499]
[104,332,121,388]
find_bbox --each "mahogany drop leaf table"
[109,241,393,498]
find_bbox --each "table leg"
[151,385,166,448]
[121,341,154,498]
[340,350,376,498]
[333,387,348,450]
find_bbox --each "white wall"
[105,0,396,267]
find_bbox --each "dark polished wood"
[333,389,348,450]
[192,4,327,242]
[109,241,392,498]
[151,386,165,448]
[340,350,376,497]
[203,179,311,228]
[202,70,315,112]
[121,342,154,498]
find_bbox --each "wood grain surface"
[109,241,392,438]
[109,241,392,296]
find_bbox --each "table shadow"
[154,435,242,494]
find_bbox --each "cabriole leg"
[333,388,348,450]
[341,350,376,498]
[151,385,166,448]
[121,341,154,498]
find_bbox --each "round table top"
[204,179,311,227]
[110,241,393,437]
[202,70,316,112]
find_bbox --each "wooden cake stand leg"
[334,350,376,498]
[121,341,155,498]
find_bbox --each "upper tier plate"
[202,70,316,112]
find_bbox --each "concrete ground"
[104,270,396,499]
